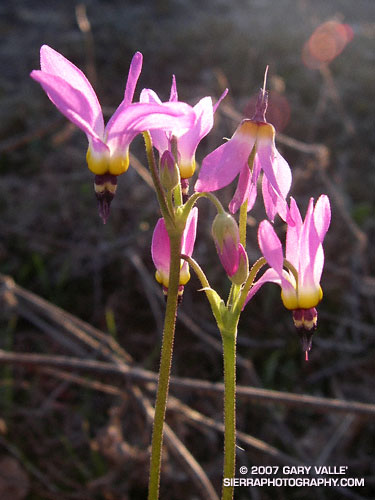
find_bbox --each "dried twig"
[1,349,374,418]
[168,397,301,466]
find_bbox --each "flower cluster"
[31,46,331,358]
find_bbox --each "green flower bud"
[160,150,180,191]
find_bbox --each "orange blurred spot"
[302,21,354,69]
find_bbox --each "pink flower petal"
[312,244,325,286]
[195,128,255,192]
[261,174,279,222]
[229,163,253,213]
[151,218,170,276]
[286,197,302,269]
[139,88,162,104]
[30,70,105,144]
[177,97,214,168]
[258,220,284,276]
[139,89,170,154]
[106,101,195,154]
[273,148,292,198]
[39,45,104,137]
[181,207,198,257]
[220,236,240,277]
[123,52,143,105]
[299,198,320,289]
[256,140,284,198]
[313,194,331,242]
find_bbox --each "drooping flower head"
[140,77,227,182]
[245,195,331,359]
[30,45,195,222]
[151,207,198,297]
[195,74,292,223]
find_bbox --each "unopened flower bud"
[230,244,248,285]
[212,213,240,277]
[160,150,180,191]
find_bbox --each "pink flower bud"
[211,213,240,278]
[229,244,248,285]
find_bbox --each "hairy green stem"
[148,234,182,500]
[183,191,226,217]
[221,326,237,500]
[234,257,267,314]
[239,200,248,248]
[170,136,183,207]
[181,254,223,326]
[143,131,173,223]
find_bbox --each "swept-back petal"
[258,220,284,276]
[139,88,162,104]
[195,124,255,192]
[272,148,292,198]
[39,45,104,136]
[229,163,252,214]
[181,207,198,257]
[312,244,325,286]
[123,52,143,105]
[177,96,214,167]
[299,198,320,288]
[313,194,331,242]
[286,197,302,268]
[256,140,285,198]
[105,101,195,153]
[261,174,279,222]
[31,70,105,144]
[139,88,169,154]
[151,218,170,276]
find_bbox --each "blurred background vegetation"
[0,0,374,499]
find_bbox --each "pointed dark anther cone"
[94,174,118,224]
[296,328,314,361]
[252,88,269,123]
[181,178,190,203]
[293,308,318,361]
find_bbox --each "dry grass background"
[0,0,374,499]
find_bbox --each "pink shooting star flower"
[151,207,198,297]
[195,74,292,223]
[245,195,331,359]
[30,45,195,222]
[140,77,228,181]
